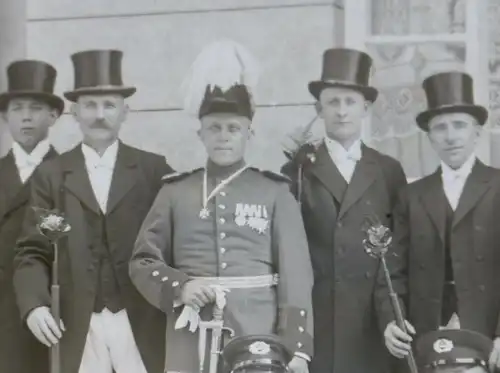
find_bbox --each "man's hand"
[26,306,65,347]
[288,356,309,373]
[488,337,500,372]
[384,320,415,359]
[180,279,217,309]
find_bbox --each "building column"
[0,0,27,156]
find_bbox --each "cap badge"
[433,338,454,354]
[249,341,271,355]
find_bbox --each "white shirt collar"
[12,139,50,167]
[81,140,119,169]
[441,153,476,181]
[324,137,362,161]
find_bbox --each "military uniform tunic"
[129,160,314,373]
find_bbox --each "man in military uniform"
[281,48,407,373]
[383,72,500,372]
[415,329,493,373]
[13,50,173,373]
[0,60,63,373]
[129,40,313,373]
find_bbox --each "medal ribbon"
[202,164,250,212]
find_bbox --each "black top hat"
[199,84,254,120]
[0,60,64,114]
[222,335,293,373]
[415,329,493,372]
[64,50,136,102]
[308,48,378,102]
[416,71,488,131]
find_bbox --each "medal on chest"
[199,165,249,219]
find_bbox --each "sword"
[198,304,235,373]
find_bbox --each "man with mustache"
[383,71,500,373]
[0,60,63,373]
[13,49,174,373]
[129,40,313,373]
[281,48,408,373]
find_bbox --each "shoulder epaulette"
[249,167,291,183]
[162,168,203,183]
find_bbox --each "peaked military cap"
[222,334,292,373]
[416,329,493,372]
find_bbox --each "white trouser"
[78,308,147,373]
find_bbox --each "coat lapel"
[338,145,378,219]
[419,169,447,244]
[309,143,347,205]
[61,146,101,215]
[106,143,138,214]
[0,147,59,221]
[452,160,493,228]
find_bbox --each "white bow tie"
[443,171,467,182]
[18,159,39,168]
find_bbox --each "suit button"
[365,272,371,279]
[479,285,485,291]
[474,225,483,231]
[419,263,425,269]
[476,255,484,262]
[337,221,343,228]
[366,200,372,206]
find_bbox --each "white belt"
[175,274,279,333]
[192,274,279,289]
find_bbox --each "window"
[343,0,489,180]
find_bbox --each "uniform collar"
[81,140,119,169]
[206,158,246,179]
[441,153,476,182]
[324,136,362,161]
[12,138,50,167]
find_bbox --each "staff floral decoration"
[32,206,71,373]
[362,214,419,373]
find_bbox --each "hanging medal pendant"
[199,207,210,219]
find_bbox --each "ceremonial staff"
[362,215,418,373]
[33,206,71,373]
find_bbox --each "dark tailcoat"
[282,143,407,373]
[389,160,500,338]
[0,147,57,373]
[13,142,173,373]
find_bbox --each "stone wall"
[19,0,338,171]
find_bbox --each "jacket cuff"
[279,307,313,358]
[155,268,190,314]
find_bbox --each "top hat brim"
[308,80,378,102]
[0,91,65,115]
[63,86,136,102]
[416,104,488,131]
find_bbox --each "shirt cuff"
[294,352,311,362]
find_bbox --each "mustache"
[89,119,110,128]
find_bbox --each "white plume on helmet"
[180,39,260,117]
